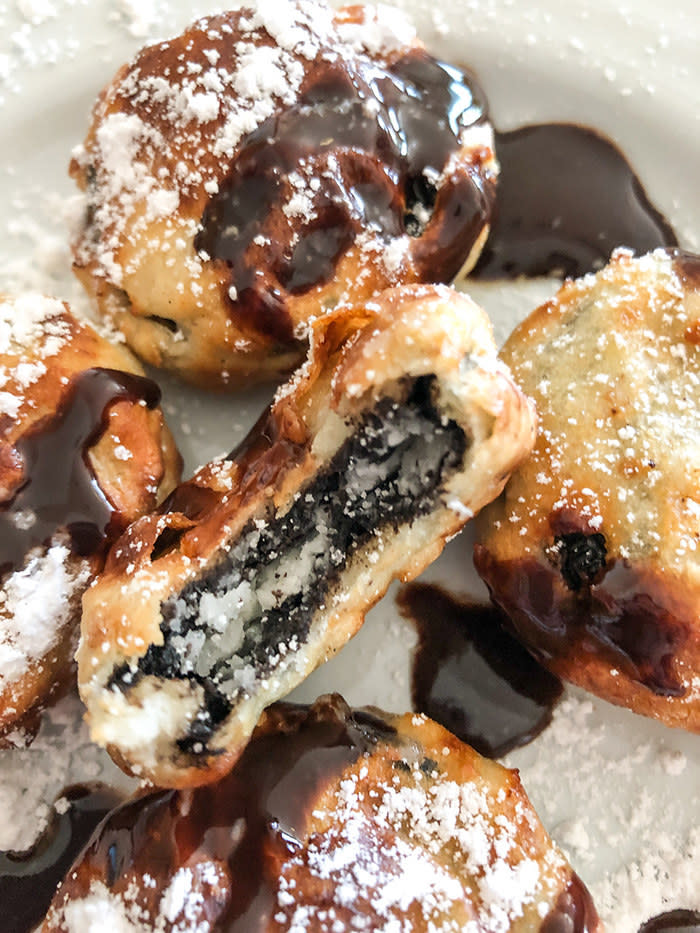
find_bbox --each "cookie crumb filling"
[111,376,468,752]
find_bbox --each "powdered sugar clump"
[16,0,58,27]
[0,692,136,852]
[112,0,165,39]
[0,292,71,416]
[0,291,68,356]
[0,543,90,689]
[57,867,225,933]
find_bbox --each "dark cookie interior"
[111,376,468,754]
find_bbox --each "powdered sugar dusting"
[0,543,89,688]
[504,688,700,932]
[273,757,565,932]
[0,692,135,852]
[492,248,700,566]
[0,292,69,355]
[59,882,145,933]
[0,293,71,416]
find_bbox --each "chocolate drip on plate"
[638,910,700,932]
[397,583,562,758]
[0,783,124,933]
[472,123,678,280]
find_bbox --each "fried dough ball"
[475,249,700,731]
[70,0,498,388]
[0,293,180,736]
[44,694,600,933]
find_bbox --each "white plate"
[0,1,699,930]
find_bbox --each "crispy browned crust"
[474,249,700,731]
[44,695,601,933]
[0,295,180,734]
[78,284,535,787]
[70,3,497,389]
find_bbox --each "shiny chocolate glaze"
[1,783,124,933]
[541,874,601,933]
[0,368,160,577]
[397,583,562,758]
[46,697,396,931]
[474,546,690,697]
[472,123,677,280]
[638,910,700,932]
[196,49,492,337]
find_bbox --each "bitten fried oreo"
[43,694,600,933]
[70,0,498,388]
[78,284,535,787]
[474,249,700,731]
[0,294,180,736]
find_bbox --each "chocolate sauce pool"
[0,367,160,577]
[472,122,678,280]
[639,911,700,932]
[397,583,563,757]
[0,783,124,933]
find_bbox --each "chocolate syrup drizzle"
[0,783,124,933]
[196,49,491,338]
[474,541,691,698]
[45,698,397,931]
[472,123,678,280]
[397,583,562,758]
[0,367,160,577]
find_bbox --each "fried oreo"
[43,695,600,933]
[0,294,180,737]
[78,284,535,786]
[70,0,498,388]
[475,249,700,730]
